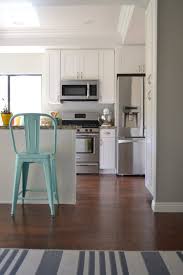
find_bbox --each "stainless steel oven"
[60,80,98,102]
[76,129,99,174]
[62,112,99,174]
[76,132,99,162]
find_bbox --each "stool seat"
[9,113,59,217]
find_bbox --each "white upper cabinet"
[46,49,115,104]
[61,50,78,80]
[79,50,99,79]
[46,49,61,104]
[99,49,115,103]
[61,50,99,80]
[115,46,145,74]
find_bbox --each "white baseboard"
[152,200,183,212]
[100,169,116,175]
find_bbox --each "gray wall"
[156,0,183,202]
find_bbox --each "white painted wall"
[0,53,43,74]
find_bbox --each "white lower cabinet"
[100,129,116,173]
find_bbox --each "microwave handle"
[87,83,89,98]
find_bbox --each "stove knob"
[77,129,80,132]
[85,129,88,132]
[90,129,92,132]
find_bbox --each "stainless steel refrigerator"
[117,75,145,175]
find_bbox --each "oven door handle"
[76,134,99,138]
[87,83,90,98]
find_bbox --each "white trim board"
[152,200,183,212]
[118,5,135,44]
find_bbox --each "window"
[0,76,8,113]
[0,75,42,115]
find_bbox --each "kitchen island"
[0,128,76,204]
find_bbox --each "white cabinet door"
[61,50,98,80]
[100,129,116,170]
[46,50,61,104]
[80,50,99,79]
[115,46,145,74]
[99,50,115,103]
[61,50,79,80]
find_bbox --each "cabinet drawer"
[100,129,116,138]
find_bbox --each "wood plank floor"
[0,175,183,250]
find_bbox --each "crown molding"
[0,27,117,39]
[117,5,135,44]
[0,35,121,48]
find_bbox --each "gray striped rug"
[0,249,182,275]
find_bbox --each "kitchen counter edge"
[0,126,77,130]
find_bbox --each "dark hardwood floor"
[0,175,183,250]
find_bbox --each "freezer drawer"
[76,163,99,174]
[117,139,145,175]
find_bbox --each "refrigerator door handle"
[118,139,144,144]
[118,139,133,144]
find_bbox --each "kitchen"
[1,1,183,267]
[0,1,155,204]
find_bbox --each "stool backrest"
[9,113,57,154]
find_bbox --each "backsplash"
[43,101,114,118]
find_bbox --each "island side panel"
[0,129,76,204]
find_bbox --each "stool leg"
[11,159,23,216]
[51,158,59,205]
[22,162,29,203]
[43,159,55,216]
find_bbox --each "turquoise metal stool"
[9,113,59,217]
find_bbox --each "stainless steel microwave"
[60,80,99,102]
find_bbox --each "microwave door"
[61,84,87,101]
[60,80,99,101]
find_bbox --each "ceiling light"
[0,2,40,28]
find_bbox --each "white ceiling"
[0,2,146,48]
[36,5,119,35]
